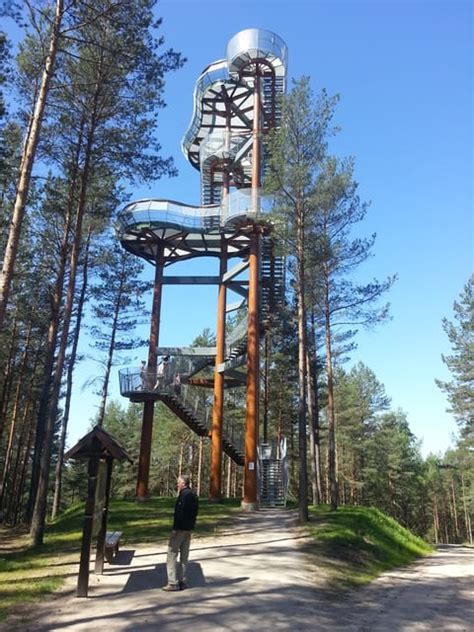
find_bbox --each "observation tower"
[117,29,288,508]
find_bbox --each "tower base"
[240,500,259,512]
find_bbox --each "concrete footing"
[240,500,259,512]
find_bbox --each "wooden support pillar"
[263,334,269,443]
[210,239,227,501]
[242,68,262,511]
[242,230,260,510]
[136,244,164,500]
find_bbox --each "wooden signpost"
[64,426,132,597]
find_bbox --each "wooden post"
[242,230,260,510]
[94,457,113,574]
[136,244,164,500]
[242,68,261,511]
[77,456,99,597]
[210,239,227,501]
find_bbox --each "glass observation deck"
[116,28,287,264]
[182,28,288,173]
[116,189,273,262]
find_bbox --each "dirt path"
[3,509,473,631]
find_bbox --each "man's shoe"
[179,581,188,590]
[162,584,180,592]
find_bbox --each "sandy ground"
[2,509,473,631]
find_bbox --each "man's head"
[177,475,190,491]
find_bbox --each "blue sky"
[65,0,472,455]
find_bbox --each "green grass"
[0,497,241,621]
[0,537,74,619]
[306,504,433,589]
[45,496,242,544]
[0,499,433,621]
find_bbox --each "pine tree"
[20,0,184,545]
[0,0,65,327]
[363,410,424,531]
[0,29,11,177]
[436,274,474,440]
[266,80,395,513]
[265,77,339,521]
[335,363,390,504]
[88,238,150,426]
[310,157,396,510]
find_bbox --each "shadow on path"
[2,511,473,632]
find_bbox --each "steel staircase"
[262,75,284,128]
[258,439,289,507]
[260,237,285,325]
[118,365,244,464]
[160,391,244,465]
[260,460,285,507]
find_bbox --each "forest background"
[0,0,472,546]
[68,0,472,457]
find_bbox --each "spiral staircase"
[117,29,288,498]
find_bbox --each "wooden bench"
[104,531,123,563]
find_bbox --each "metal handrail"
[118,363,244,454]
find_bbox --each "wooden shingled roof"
[64,425,133,463]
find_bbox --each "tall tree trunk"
[460,471,472,545]
[96,262,126,427]
[433,496,439,544]
[0,312,19,445]
[5,347,40,524]
[450,476,459,541]
[226,455,232,498]
[0,0,64,327]
[350,458,357,504]
[26,113,85,521]
[31,99,99,545]
[296,210,308,522]
[13,430,33,525]
[0,322,32,507]
[178,442,184,477]
[196,438,203,497]
[26,209,73,521]
[323,265,338,510]
[51,228,91,519]
[306,311,322,505]
[263,334,270,442]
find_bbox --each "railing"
[116,189,273,237]
[199,130,251,166]
[257,437,289,507]
[119,356,208,399]
[181,29,287,168]
[226,317,248,350]
[118,360,244,454]
[220,188,273,227]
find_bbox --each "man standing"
[162,474,199,591]
[154,355,170,391]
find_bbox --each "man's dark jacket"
[173,486,198,531]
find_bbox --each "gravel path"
[3,509,473,631]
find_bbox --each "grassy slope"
[0,500,432,620]
[306,505,433,589]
